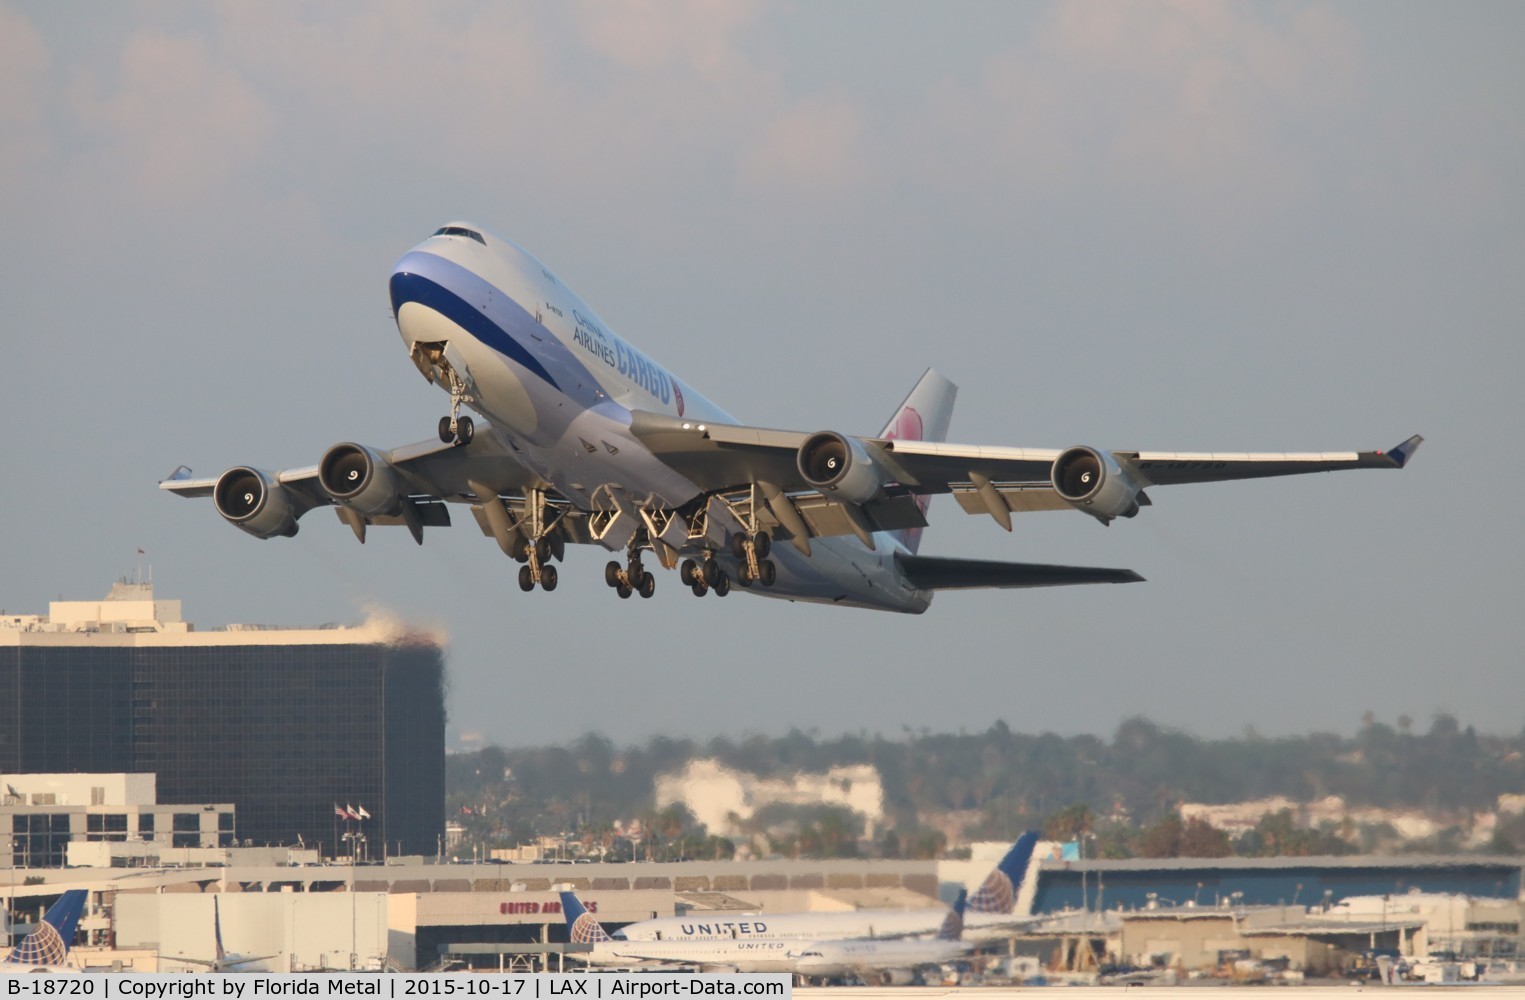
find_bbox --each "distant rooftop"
[1,580,443,648]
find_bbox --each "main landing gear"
[680,557,730,598]
[730,530,777,588]
[514,488,563,592]
[605,549,657,600]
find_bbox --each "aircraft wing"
[160,434,546,544]
[629,410,1422,536]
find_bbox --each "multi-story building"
[0,773,232,866]
[0,581,445,860]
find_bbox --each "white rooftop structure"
[0,580,443,647]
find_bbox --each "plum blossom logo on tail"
[884,406,924,444]
[883,406,928,552]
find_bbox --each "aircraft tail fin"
[967,832,1039,915]
[879,369,957,554]
[558,891,612,944]
[214,896,227,962]
[5,890,86,967]
[936,889,968,941]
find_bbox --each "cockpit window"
[433,226,485,245]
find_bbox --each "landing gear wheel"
[729,534,748,559]
[605,561,622,588]
[511,536,529,563]
[754,531,771,558]
[702,559,721,587]
[616,582,633,599]
[518,565,535,592]
[680,559,699,587]
[638,572,656,599]
[535,538,551,563]
[540,564,558,591]
[759,560,777,587]
[737,564,753,585]
[713,574,730,597]
[438,416,455,444]
[455,416,474,445]
[690,582,708,598]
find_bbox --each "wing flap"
[897,554,1143,590]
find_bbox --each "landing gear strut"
[436,366,475,446]
[515,488,563,592]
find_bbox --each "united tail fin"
[5,889,86,967]
[879,369,957,554]
[967,832,1038,915]
[935,889,968,941]
[559,891,612,944]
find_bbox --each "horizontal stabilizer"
[896,554,1143,590]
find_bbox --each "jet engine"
[213,467,300,539]
[1051,445,1142,522]
[876,970,917,987]
[319,443,403,517]
[797,431,886,505]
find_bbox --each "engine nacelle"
[213,467,299,539]
[796,431,886,505]
[877,970,917,987]
[319,443,402,517]
[1051,445,1143,522]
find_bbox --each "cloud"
[68,30,277,205]
[734,95,870,197]
[901,1,1365,240]
[0,3,53,204]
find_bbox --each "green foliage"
[445,713,1525,860]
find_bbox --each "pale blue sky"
[2,1,1520,747]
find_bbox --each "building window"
[172,813,199,833]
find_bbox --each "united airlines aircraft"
[2,889,87,973]
[162,223,1422,612]
[614,833,1038,943]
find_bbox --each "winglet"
[1386,434,1424,469]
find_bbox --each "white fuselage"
[580,936,799,973]
[613,908,948,943]
[791,935,970,980]
[390,225,933,612]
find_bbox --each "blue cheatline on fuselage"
[390,255,567,392]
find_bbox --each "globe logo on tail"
[967,869,1015,915]
[570,912,611,944]
[8,921,67,966]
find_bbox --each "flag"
[345,804,361,821]
[356,805,371,820]
[334,804,347,819]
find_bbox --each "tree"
[1178,817,1232,858]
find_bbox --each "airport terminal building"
[0,582,445,857]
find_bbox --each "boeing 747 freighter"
[162,223,1421,612]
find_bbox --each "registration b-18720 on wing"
[162,222,1421,613]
